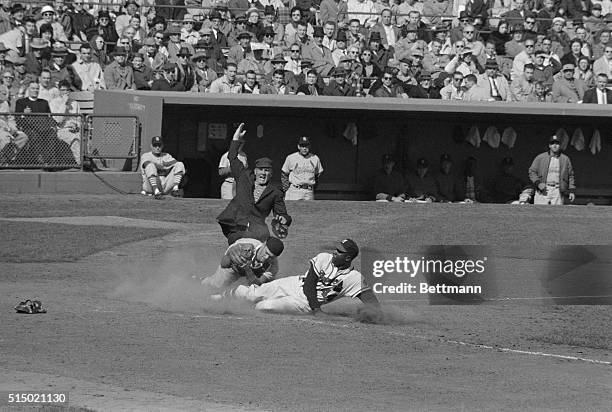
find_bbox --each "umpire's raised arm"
[229,123,248,177]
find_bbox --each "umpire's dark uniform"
[217,140,292,244]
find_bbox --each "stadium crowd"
[0,0,610,102]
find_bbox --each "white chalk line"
[87,308,611,366]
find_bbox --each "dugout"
[94,91,612,202]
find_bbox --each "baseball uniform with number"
[219,150,248,200]
[282,152,324,200]
[140,151,185,194]
[202,237,278,290]
[232,252,369,313]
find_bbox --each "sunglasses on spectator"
[291,49,300,52]
[155,35,164,39]
[383,75,393,80]
[525,20,535,24]
[606,50,612,53]
[525,44,535,48]
[3,75,13,78]
[291,13,301,16]
[349,51,358,54]
[463,30,474,34]
[453,77,463,81]
[362,52,371,56]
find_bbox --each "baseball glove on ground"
[270,218,288,239]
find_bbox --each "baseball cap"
[562,63,575,72]
[265,237,284,256]
[298,136,310,146]
[593,3,602,10]
[417,158,429,168]
[549,135,561,143]
[151,136,163,146]
[337,238,359,258]
[254,157,273,168]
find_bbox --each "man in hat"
[175,46,196,90]
[195,29,226,69]
[201,235,285,295]
[294,58,325,89]
[181,13,201,45]
[71,43,104,91]
[209,61,242,93]
[138,37,167,72]
[440,71,465,100]
[394,23,427,62]
[227,30,254,65]
[406,157,437,202]
[528,135,576,205]
[262,5,285,45]
[404,70,441,98]
[533,48,561,88]
[263,53,297,89]
[20,17,38,56]
[583,73,612,103]
[48,43,81,91]
[322,66,356,96]
[444,46,477,76]
[23,38,48,77]
[104,46,135,90]
[435,153,462,202]
[165,23,183,62]
[217,123,292,244]
[301,26,335,76]
[95,10,119,51]
[192,50,218,92]
[281,136,324,201]
[331,30,348,66]
[151,62,186,91]
[371,154,406,202]
[284,7,314,45]
[36,5,68,42]
[206,9,229,47]
[552,62,586,102]
[218,238,382,317]
[477,59,511,101]
[369,8,400,48]
[368,31,393,70]
[139,135,186,198]
[116,0,145,37]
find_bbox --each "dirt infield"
[0,195,611,411]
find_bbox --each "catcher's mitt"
[222,243,255,269]
[270,217,288,239]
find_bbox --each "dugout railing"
[0,113,140,171]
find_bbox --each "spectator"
[0,0,11,34]
[488,157,525,203]
[284,43,302,74]
[295,59,325,90]
[406,157,437,201]
[373,68,407,97]
[397,0,424,27]
[347,0,377,27]
[0,20,24,56]
[72,43,105,91]
[156,0,187,23]
[36,5,68,43]
[440,71,465,100]
[228,31,254,66]
[552,63,587,102]
[209,62,242,93]
[196,30,225,71]
[511,62,536,101]
[431,22,453,56]
[527,80,554,102]
[259,27,284,68]
[394,24,427,61]
[165,24,184,63]
[461,24,484,58]
[360,48,383,88]
[261,68,289,94]
[370,8,400,48]
[104,46,135,90]
[21,17,38,55]
[582,73,612,103]
[528,134,575,205]
[139,135,186,198]
[435,153,462,202]
[131,52,154,90]
[192,51,218,92]
[116,0,146,37]
[94,10,119,52]
[284,7,313,45]
[0,69,19,111]
[533,48,561,88]
[48,44,81,91]
[296,70,320,95]
[487,20,511,56]
[263,54,298,91]
[90,35,109,70]
[548,17,570,55]
[301,26,335,76]
[323,67,356,95]
[477,60,512,101]
[561,38,587,67]
[241,70,261,93]
[423,0,454,28]
[463,73,488,101]
[71,0,94,42]
[511,37,535,80]
[37,69,60,102]
[575,56,595,87]
[478,41,512,79]
[9,3,24,29]
[501,0,527,26]
[320,0,349,28]
[371,154,406,201]
[522,13,538,42]
[404,71,441,98]
[139,37,166,72]
[368,31,393,71]
[24,38,49,78]
[592,29,610,60]
[8,56,34,92]
[445,47,480,76]
[49,80,80,164]
[505,25,525,58]
[537,0,556,34]
[151,62,186,91]
[206,10,229,48]
[181,14,200,45]
[592,44,612,77]
[423,38,451,77]
[262,6,285,45]
[175,46,195,91]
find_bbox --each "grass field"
[0,195,610,411]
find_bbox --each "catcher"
[201,237,285,293]
[217,123,292,244]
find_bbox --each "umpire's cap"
[254,157,273,168]
[265,237,284,256]
[338,239,359,259]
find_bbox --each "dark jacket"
[217,140,292,239]
[150,78,186,91]
[582,87,612,104]
[528,151,575,195]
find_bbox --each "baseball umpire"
[202,236,285,293]
[217,123,292,244]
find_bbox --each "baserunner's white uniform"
[232,252,369,313]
